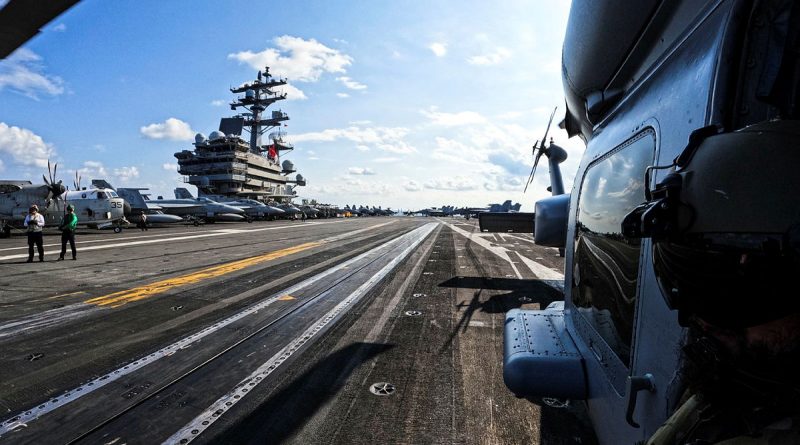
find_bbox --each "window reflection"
[572,131,655,366]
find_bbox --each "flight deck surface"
[0,217,596,444]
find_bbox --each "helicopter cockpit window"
[572,129,655,366]
[97,191,107,199]
[109,191,118,198]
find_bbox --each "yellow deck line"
[84,241,322,308]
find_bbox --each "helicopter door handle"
[625,373,655,428]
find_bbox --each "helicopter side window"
[572,130,655,366]
[97,192,107,199]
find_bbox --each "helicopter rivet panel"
[503,309,587,400]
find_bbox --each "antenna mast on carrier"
[229,67,290,153]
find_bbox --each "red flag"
[268,144,277,159]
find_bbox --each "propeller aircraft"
[1,162,128,236]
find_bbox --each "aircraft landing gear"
[113,226,122,233]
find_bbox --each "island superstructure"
[173,67,306,203]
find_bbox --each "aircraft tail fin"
[117,188,149,209]
[174,188,194,199]
[91,179,115,191]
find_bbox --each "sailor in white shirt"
[23,204,45,262]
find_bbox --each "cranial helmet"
[66,204,74,211]
[622,121,800,328]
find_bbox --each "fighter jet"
[153,194,245,223]
[174,188,284,220]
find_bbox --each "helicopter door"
[570,129,655,440]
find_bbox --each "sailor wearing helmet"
[58,204,78,261]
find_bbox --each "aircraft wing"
[0,184,23,194]
[151,203,203,211]
[0,0,80,58]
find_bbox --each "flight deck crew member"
[139,211,148,231]
[24,204,45,262]
[301,211,306,222]
[58,204,78,261]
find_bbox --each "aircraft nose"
[123,200,131,216]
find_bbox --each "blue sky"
[0,0,584,211]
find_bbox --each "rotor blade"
[541,106,558,149]
[523,150,545,194]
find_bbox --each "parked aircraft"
[153,193,245,223]
[503,1,800,444]
[1,165,127,236]
[175,188,285,220]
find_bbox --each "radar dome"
[195,133,207,144]
[245,90,255,98]
[209,131,225,140]
[296,174,304,182]
[282,160,295,172]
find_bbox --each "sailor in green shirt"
[58,204,78,260]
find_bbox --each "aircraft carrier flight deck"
[0,217,596,444]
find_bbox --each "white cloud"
[309,178,396,196]
[52,23,67,32]
[467,47,512,66]
[356,144,369,151]
[336,76,367,90]
[496,111,523,120]
[140,118,196,141]
[421,107,487,126]
[403,180,421,192]
[337,92,350,98]
[79,161,108,178]
[228,36,352,82]
[162,163,178,171]
[349,120,371,125]
[114,166,140,182]
[0,122,55,168]
[423,176,477,191]
[274,82,307,100]
[210,99,226,106]
[372,157,401,163]
[432,137,483,165]
[0,49,64,99]
[428,42,447,57]
[290,126,416,154]
[348,167,375,175]
[0,159,4,172]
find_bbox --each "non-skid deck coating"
[0,217,596,444]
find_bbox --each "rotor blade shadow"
[438,277,563,353]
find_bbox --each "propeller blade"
[43,174,50,185]
[53,163,58,183]
[523,150,545,194]
[541,106,558,150]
